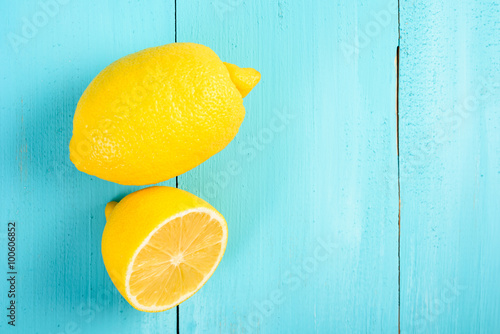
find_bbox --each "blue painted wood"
[177,0,399,332]
[399,0,500,333]
[0,1,176,333]
[5,0,497,333]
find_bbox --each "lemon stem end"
[105,201,118,220]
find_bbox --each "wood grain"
[0,1,177,333]
[176,0,399,332]
[399,0,500,332]
[2,0,498,333]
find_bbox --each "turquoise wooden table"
[1,0,498,333]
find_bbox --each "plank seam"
[174,0,178,43]
[396,0,401,329]
[175,0,180,331]
[396,45,401,334]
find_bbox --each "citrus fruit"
[101,186,228,312]
[69,42,260,185]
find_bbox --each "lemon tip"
[224,62,261,98]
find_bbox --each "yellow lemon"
[70,43,260,185]
[102,186,228,312]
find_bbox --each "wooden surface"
[176,0,399,333]
[0,0,497,333]
[0,1,177,333]
[399,0,500,333]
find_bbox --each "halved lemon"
[101,186,228,312]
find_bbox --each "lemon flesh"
[101,186,228,312]
[70,43,260,185]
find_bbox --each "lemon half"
[101,186,228,312]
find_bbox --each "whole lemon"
[70,43,260,185]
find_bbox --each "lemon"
[102,186,228,312]
[70,43,260,185]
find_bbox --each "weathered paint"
[0,1,176,333]
[176,0,399,333]
[399,0,500,333]
[0,0,498,333]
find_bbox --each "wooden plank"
[399,0,500,332]
[177,0,399,332]
[0,1,176,333]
